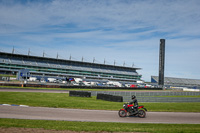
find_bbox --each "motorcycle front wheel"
[118,110,126,117]
[138,110,146,118]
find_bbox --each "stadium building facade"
[0,52,142,83]
[151,76,200,88]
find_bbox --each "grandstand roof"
[0,52,141,70]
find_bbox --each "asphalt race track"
[1,105,200,124]
[0,87,69,93]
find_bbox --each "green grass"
[0,118,200,133]
[1,92,200,112]
[0,92,200,132]
[0,92,120,110]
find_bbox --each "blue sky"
[0,0,200,81]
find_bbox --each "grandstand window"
[0,52,142,82]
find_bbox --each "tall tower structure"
[158,39,165,87]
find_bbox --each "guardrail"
[123,96,200,102]
[91,91,200,96]
[91,91,200,102]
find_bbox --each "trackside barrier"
[134,97,200,102]
[69,91,91,97]
[91,91,200,97]
[92,91,200,102]
[0,83,163,90]
[97,93,123,102]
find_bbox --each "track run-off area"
[0,88,200,124]
[0,105,200,124]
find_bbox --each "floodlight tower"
[158,39,165,88]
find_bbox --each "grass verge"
[0,92,200,112]
[0,118,200,133]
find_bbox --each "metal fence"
[90,91,200,102]
[124,96,200,102]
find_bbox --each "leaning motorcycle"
[118,103,147,118]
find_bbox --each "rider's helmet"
[132,95,136,99]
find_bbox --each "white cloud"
[1,0,200,34]
[0,0,200,81]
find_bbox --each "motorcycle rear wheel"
[118,110,126,117]
[138,110,146,118]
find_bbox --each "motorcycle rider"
[129,95,138,113]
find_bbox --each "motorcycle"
[118,103,147,118]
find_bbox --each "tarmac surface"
[1,105,200,124]
[0,87,69,93]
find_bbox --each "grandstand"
[0,52,142,83]
[151,76,200,87]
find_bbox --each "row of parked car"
[26,77,154,88]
